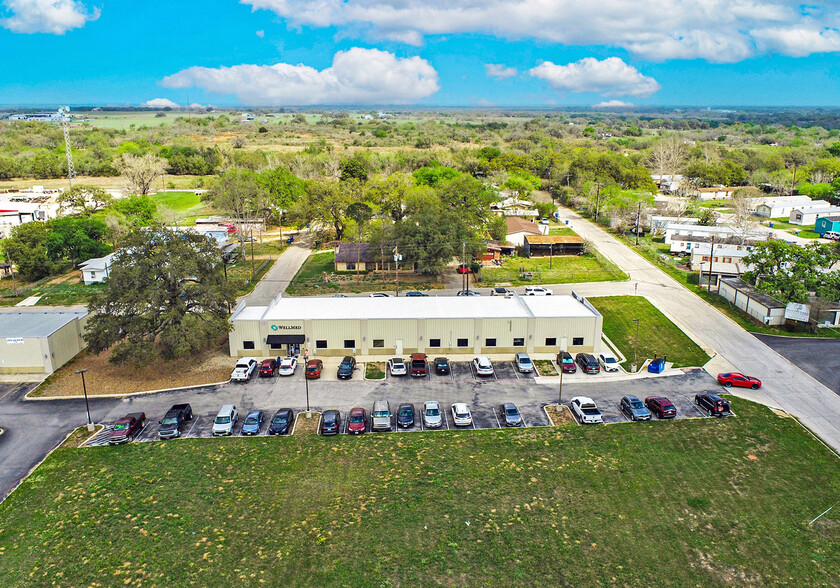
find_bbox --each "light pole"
[304,375,311,415]
[75,369,93,431]
[631,318,640,372]
[558,357,564,406]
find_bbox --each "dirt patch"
[544,404,576,426]
[293,412,322,435]
[31,346,233,398]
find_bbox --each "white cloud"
[255,29,264,38]
[161,48,439,105]
[529,58,660,98]
[140,98,180,109]
[1,0,99,34]
[592,100,635,108]
[484,63,517,79]
[752,26,840,57]
[241,0,840,62]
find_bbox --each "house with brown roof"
[505,217,547,246]
[334,242,380,272]
[523,234,585,257]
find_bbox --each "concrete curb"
[24,379,231,401]
[544,404,579,427]
[533,365,694,385]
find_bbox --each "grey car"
[620,395,651,421]
[241,410,265,435]
[500,403,523,427]
[423,401,443,429]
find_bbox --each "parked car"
[556,351,577,374]
[372,400,391,432]
[824,231,840,241]
[109,412,145,445]
[570,396,604,424]
[231,357,259,382]
[278,357,298,376]
[410,353,428,377]
[305,359,323,379]
[514,352,533,373]
[575,353,601,374]
[348,407,367,435]
[598,353,620,373]
[473,356,494,377]
[387,357,407,376]
[397,403,415,428]
[716,372,761,390]
[620,395,651,421]
[540,217,550,225]
[158,404,192,439]
[456,264,470,274]
[695,393,732,417]
[434,357,450,375]
[258,358,277,377]
[491,287,512,296]
[405,291,429,297]
[423,401,443,428]
[456,290,482,296]
[268,408,294,435]
[524,286,552,296]
[332,294,347,298]
[645,396,677,419]
[337,356,357,379]
[451,403,473,427]
[320,410,341,436]
[369,292,390,297]
[212,405,238,436]
[499,403,523,427]
[241,410,264,435]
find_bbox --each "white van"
[213,405,238,436]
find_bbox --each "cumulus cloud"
[592,100,635,108]
[752,26,840,57]
[1,0,99,34]
[140,98,180,109]
[255,29,264,38]
[529,58,660,98]
[161,48,439,105]
[484,63,517,79]
[241,0,840,62]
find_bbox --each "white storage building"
[0,310,88,374]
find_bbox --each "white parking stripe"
[493,410,502,429]
[185,416,200,437]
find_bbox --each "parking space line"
[442,403,451,430]
[494,410,502,428]
[185,416,200,437]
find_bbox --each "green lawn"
[152,191,211,223]
[548,226,578,235]
[480,252,627,286]
[767,218,822,240]
[590,295,711,368]
[1,399,838,586]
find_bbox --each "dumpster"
[648,357,666,374]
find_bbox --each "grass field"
[480,252,627,286]
[590,295,711,368]
[768,218,822,240]
[1,399,838,586]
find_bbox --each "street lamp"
[75,368,94,431]
[631,318,640,372]
[304,374,311,415]
[558,355,564,406]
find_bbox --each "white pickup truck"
[570,396,604,424]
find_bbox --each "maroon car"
[108,412,146,445]
[348,407,367,435]
[645,396,677,419]
[305,359,323,379]
[717,372,761,390]
[259,358,277,377]
[410,353,428,377]
[556,351,577,374]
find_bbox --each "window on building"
[457,338,469,347]
[344,339,356,349]
[545,337,557,347]
[316,340,327,349]
[243,341,255,350]
[513,337,525,347]
[372,339,384,348]
[90,271,96,278]
[485,338,497,347]
[572,337,584,346]
[346,262,356,271]
[429,338,441,348]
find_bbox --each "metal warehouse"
[0,310,88,374]
[228,293,603,360]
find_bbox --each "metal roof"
[524,234,584,244]
[0,311,87,338]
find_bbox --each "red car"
[259,358,277,377]
[645,396,677,419]
[305,359,323,379]
[410,353,428,377]
[456,264,470,274]
[717,372,761,390]
[108,412,146,445]
[348,407,367,435]
[556,351,577,374]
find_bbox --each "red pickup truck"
[108,412,146,445]
[409,353,428,377]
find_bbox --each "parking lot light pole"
[305,376,311,416]
[75,369,94,431]
[631,318,640,372]
[558,360,564,406]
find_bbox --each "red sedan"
[717,372,762,390]
[305,359,323,379]
[348,407,367,435]
[259,358,277,377]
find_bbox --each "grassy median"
[1,399,838,586]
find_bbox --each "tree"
[2,222,56,281]
[729,187,761,244]
[257,167,305,217]
[743,241,836,303]
[293,179,361,241]
[340,158,368,182]
[114,153,167,195]
[647,136,688,180]
[205,168,269,237]
[109,194,158,226]
[84,228,237,366]
[56,185,113,215]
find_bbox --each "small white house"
[505,217,547,246]
[649,216,699,233]
[664,223,769,246]
[754,195,814,218]
[78,252,116,285]
[789,203,840,226]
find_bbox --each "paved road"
[754,334,840,394]
[242,232,313,305]
[551,207,840,451]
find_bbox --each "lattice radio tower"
[58,106,76,186]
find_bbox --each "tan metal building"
[0,310,88,374]
[229,292,603,360]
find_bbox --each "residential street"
[242,231,313,305]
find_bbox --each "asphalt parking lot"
[754,334,840,394]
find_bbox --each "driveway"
[242,231,313,305]
[754,334,840,394]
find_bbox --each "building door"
[396,340,403,355]
[560,336,568,352]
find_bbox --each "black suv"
[320,410,341,435]
[158,403,193,439]
[434,357,450,375]
[337,356,357,379]
[575,353,600,374]
[268,408,294,435]
[695,393,732,417]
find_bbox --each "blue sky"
[1,0,840,107]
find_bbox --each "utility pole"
[594,183,602,223]
[250,227,256,280]
[707,234,716,293]
[558,358,564,405]
[394,246,402,296]
[635,201,642,245]
[549,242,553,269]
